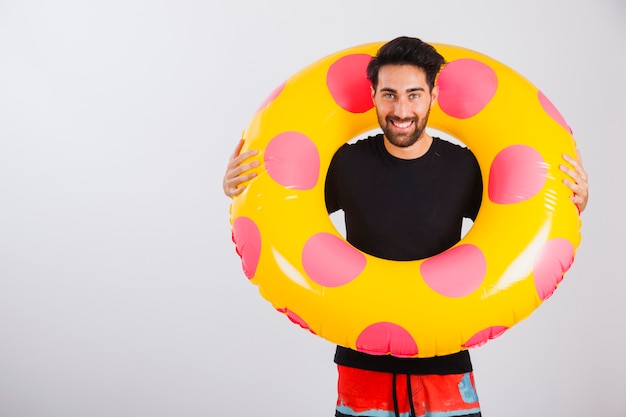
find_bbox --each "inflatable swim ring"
[229,41,581,358]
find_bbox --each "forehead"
[376,64,428,89]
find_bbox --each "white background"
[1,1,624,416]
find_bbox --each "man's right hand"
[222,139,260,198]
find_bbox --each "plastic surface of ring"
[230,42,581,358]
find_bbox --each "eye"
[383,93,395,99]
[409,93,421,99]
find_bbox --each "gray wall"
[1,0,624,416]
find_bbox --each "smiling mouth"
[389,119,415,130]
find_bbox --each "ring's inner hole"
[328,127,477,240]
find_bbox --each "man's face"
[371,64,437,148]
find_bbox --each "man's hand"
[560,150,589,213]
[222,139,260,198]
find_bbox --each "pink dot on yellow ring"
[488,145,547,204]
[302,232,366,287]
[356,322,419,358]
[421,244,487,297]
[326,53,375,114]
[265,131,320,190]
[462,326,508,349]
[277,307,316,335]
[232,216,262,280]
[538,90,572,134]
[437,58,498,119]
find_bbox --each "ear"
[430,85,439,107]
[370,85,376,103]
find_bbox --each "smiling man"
[222,37,589,417]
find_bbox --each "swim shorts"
[335,365,481,417]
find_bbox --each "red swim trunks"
[335,365,481,417]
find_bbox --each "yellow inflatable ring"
[230,42,581,358]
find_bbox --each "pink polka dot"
[462,326,508,349]
[256,82,286,113]
[265,131,320,190]
[232,216,261,280]
[302,232,366,287]
[538,90,572,134]
[533,238,575,301]
[356,322,419,357]
[277,307,316,334]
[420,244,486,298]
[326,53,374,114]
[488,145,547,204]
[437,58,498,119]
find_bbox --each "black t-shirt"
[325,134,483,374]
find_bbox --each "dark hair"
[366,36,446,91]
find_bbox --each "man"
[223,37,589,417]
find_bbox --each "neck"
[383,134,433,160]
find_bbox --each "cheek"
[413,103,430,118]
[422,99,436,113]
[374,104,392,118]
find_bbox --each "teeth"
[392,120,413,128]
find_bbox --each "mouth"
[389,119,415,130]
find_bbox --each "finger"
[562,153,580,170]
[560,159,587,186]
[230,185,246,197]
[559,164,580,185]
[562,174,588,212]
[230,139,245,159]
[562,175,587,196]
[224,171,258,196]
[226,152,259,175]
[570,193,587,213]
[233,149,260,164]
[229,171,257,184]
[226,172,257,197]
[562,178,578,192]
[229,141,259,165]
[229,160,260,178]
[562,153,588,180]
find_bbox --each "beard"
[378,109,430,148]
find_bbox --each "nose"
[393,97,411,118]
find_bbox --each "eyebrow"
[379,87,426,94]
